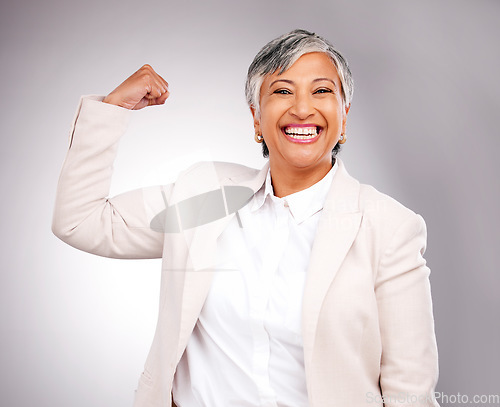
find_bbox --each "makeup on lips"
[282,124,322,143]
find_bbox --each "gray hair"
[245,29,354,118]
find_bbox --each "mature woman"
[53,30,439,407]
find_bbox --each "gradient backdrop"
[1,0,499,406]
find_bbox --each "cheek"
[260,109,281,132]
[260,98,290,126]
[324,106,344,128]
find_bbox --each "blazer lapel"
[301,159,362,375]
[176,162,269,349]
[181,162,270,271]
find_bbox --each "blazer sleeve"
[52,96,167,259]
[375,213,440,406]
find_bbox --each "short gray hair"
[245,29,354,118]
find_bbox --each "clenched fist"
[103,64,169,110]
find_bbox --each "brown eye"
[314,88,333,94]
[273,89,292,95]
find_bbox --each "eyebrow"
[269,78,338,89]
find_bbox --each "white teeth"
[289,134,316,139]
[284,126,319,139]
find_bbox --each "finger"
[140,64,168,93]
[143,64,167,86]
[132,97,151,110]
[149,78,169,99]
[156,73,169,93]
[145,87,163,99]
[151,73,168,95]
[157,89,170,104]
[147,89,170,106]
[147,97,163,107]
[144,80,165,99]
[130,64,169,108]
[133,91,168,109]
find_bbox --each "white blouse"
[173,163,337,407]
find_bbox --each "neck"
[269,159,333,198]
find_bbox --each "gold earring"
[255,131,263,143]
[339,133,347,144]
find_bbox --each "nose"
[289,91,314,120]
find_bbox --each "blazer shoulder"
[357,182,425,234]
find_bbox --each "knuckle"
[140,72,153,84]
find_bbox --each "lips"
[282,124,322,143]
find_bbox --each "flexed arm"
[52,65,171,259]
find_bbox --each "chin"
[284,153,329,170]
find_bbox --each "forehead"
[265,52,340,85]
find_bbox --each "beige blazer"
[53,97,440,407]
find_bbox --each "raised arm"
[52,65,171,259]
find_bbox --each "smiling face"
[252,52,349,183]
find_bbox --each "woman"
[53,29,439,407]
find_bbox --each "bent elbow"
[51,214,71,243]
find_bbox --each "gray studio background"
[1,0,499,406]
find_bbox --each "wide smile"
[282,124,323,144]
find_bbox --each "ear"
[250,106,261,133]
[342,104,350,134]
